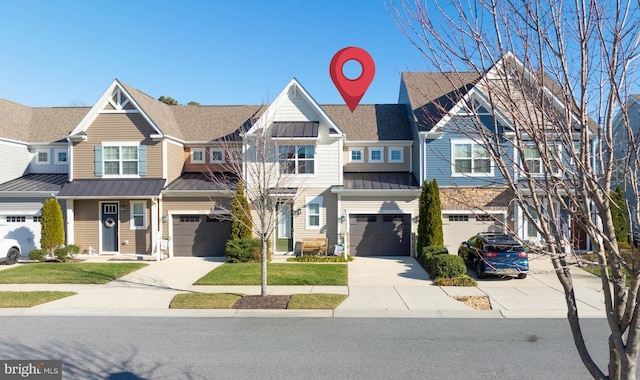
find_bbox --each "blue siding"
[424,114,509,186]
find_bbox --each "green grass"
[194,263,348,286]
[170,293,243,309]
[582,266,632,286]
[287,293,347,309]
[0,263,148,284]
[169,292,347,309]
[0,291,77,307]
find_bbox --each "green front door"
[276,203,293,251]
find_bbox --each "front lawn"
[0,263,148,284]
[170,293,243,309]
[0,291,77,307]
[169,292,347,309]
[194,263,348,286]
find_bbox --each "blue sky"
[0,1,428,108]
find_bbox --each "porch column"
[65,199,74,245]
[151,197,160,261]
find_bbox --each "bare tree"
[389,1,640,379]
[207,118,304,297]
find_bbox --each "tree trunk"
[261,238,267,297]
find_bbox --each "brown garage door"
[172,215,231,257]
[349,214,410,256]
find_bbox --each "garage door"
[349,214,410,256]
[0,215,41,255]
[172,215,231,257]
[442,213,504,254]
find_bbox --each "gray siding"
[0,141,29,184]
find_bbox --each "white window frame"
[305,196,323,229]
[35,149,50,165]
[102,142,140,178]
[388,147,404,163]
[278,144,316,175]
[190,148,205,164]
[130,201,146,230]
[210,148,225,163]
[349,147,364,163]
[54,149,67,164]
[522,144,561,176]
[450,139,494,177]
[368,148,384,163]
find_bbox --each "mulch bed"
[232,295,291,309]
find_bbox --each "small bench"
[300,238,328,256]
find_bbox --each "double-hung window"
[523,145,560,175]
[306,196,323,229]
[278,145,315,174]
[452,140,492,176]
[104,144,139,175]
[130,202,145,229]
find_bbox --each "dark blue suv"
[458,233,529,279]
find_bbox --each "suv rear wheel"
[475,261,486,279]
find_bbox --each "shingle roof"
[0,99,89,143]
[172,105,264,141]
[401,72,482,132]
[0,174,68,192]
[322,104,412,140]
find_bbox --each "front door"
[101,203,119,252]
[276,203,293,252]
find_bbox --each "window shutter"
[94,145,102,176]
[138,145,147,176]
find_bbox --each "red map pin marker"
[330,47,375,112]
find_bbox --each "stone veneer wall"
[439,186,513,211]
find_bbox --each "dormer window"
[349,147,364,163]
[369,148,384,163]
[35,149,49,165]
[210,148,225,163]
[190,148,205,164]
[55,149,67,164]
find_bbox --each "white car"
[0,239,21,265]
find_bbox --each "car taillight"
[518,251,528,258]
[484,251,498,257]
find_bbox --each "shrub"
[429,254,467,279]
[54,245,81,262]
[434,275,477,286]
[225,238,262,263]
[230,179,252,240]
[29,249,47,262]
[41,198,64,255]
[421,245,449,261]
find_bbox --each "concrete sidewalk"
[0,254,607,318]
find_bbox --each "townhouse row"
[0,57,591,258]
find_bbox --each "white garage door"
[0,215,41,255]
[442,213,504,254]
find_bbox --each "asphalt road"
[0,317,618,379]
